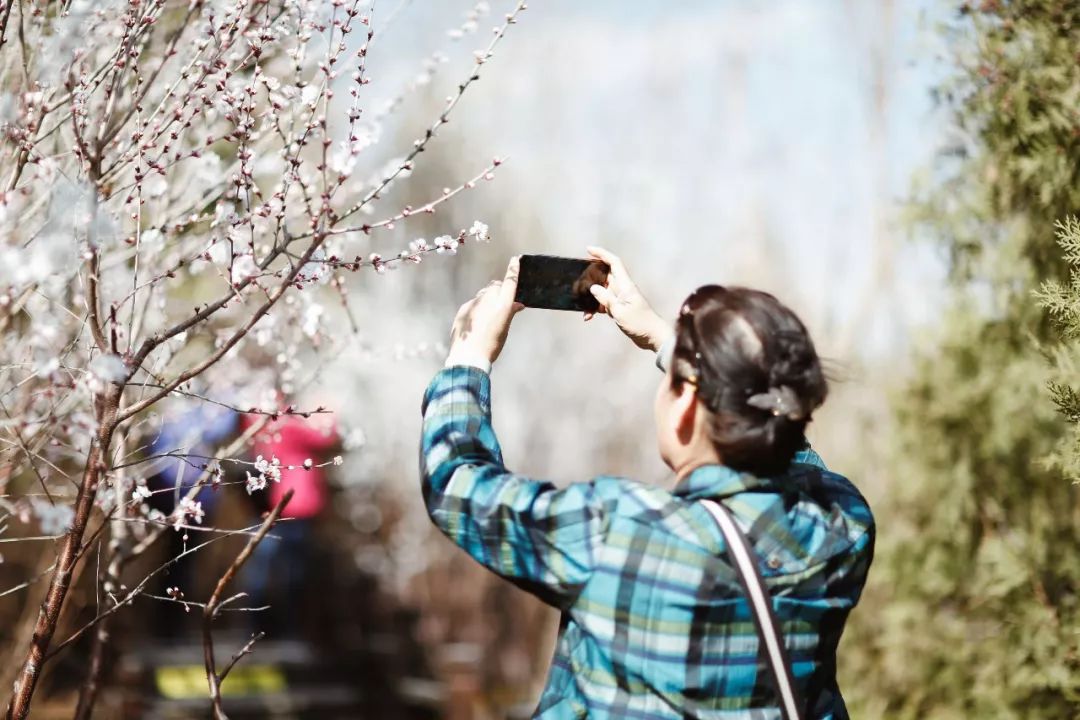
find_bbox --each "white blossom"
[253,153,285,178]
[231,253,259,284]
[32,499,74,536]
[246,454,282,494]
[299,247,330,284]
[0,0,520,644]
[174,497,204,530]
[191,153,223,187]
[34,356,60,378]
[301,84,321,107]
[143,173,168,198]
[140,228,164,247]
[245,471,266,494]
[89,354,127,384]
[206,239,231,266]
[434,235,459,255]
[329,144,357,177]
[254,454,282,481]
[468,220,491,242]
[302,302,324,338]
[253,312,278,346]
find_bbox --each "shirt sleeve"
[420,366,610,608]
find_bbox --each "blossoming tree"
[0,0,522,717]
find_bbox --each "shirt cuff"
[655,334,675,373]
[422,365,492,416]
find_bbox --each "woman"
[419,248,874,719]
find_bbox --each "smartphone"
[514,254,610,312]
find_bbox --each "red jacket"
[242,413,338,519]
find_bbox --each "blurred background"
[12,0,1080,717]
[310,0,948,717]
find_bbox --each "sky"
[354,0,953,359]
[322,0,959,489]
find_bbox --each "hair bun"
[766,332,825,416]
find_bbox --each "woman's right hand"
[585,246,672,352]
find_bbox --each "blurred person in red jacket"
[240,409,340,637]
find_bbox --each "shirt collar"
[672,463,779,500]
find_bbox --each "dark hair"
[671,285,827,476]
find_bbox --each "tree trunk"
[5,389,119,720]
[0,552,55,699]
[73,428,131,720]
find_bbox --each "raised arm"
[419,258,610,608]
[587,247,828,471]
[584,245,673,351]
[420,365,610,607]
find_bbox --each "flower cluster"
[468,220,491,243]
[173,498,205,531]
[245,455,283,494]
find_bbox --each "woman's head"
[654,286,827,477]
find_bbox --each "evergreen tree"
[1038,217,1080,458]
[841,3,1080,717]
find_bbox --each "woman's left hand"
[445,257,524,369]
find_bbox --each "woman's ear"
[673,381,698,446]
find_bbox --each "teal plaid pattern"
[420,366,874,719]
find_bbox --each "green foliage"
[1038,218,1080,480]
[1035,219,1080,337]
[1038,219,1080,438]
[841,3,1080,718]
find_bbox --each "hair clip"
[747,385,804,421]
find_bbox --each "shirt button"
[766,556,782,570]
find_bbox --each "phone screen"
[514,255,610,312]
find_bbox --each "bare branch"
[203,490,294,720]
[218,632,267,683]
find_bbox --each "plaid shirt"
[420,366,874,719]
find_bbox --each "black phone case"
[514,255,609,312]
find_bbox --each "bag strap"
[701,499,805,720]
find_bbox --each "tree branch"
[203,490,293,720]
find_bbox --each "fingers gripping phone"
[514,255,610,312]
